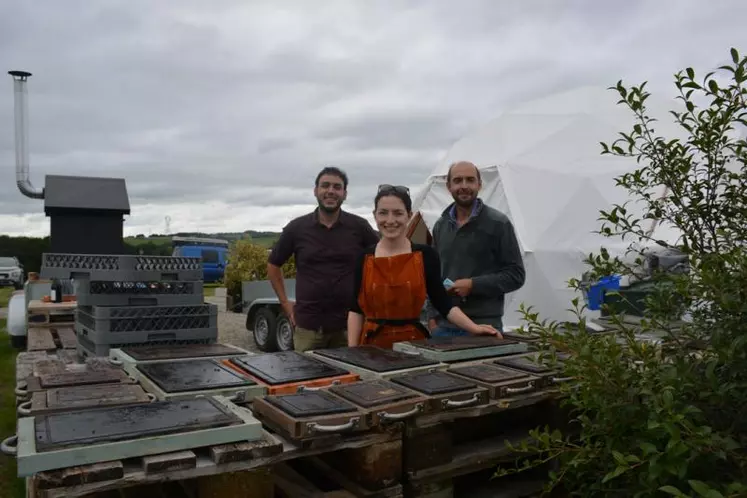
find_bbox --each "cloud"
[0,0,746,237]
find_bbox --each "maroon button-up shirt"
[268,209,380,332]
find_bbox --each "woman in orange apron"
[347,185,499,349]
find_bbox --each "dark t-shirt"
[268,209,380,331]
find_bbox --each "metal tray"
[389,370,489,412]
[135,359,267,402]
[9,396,262,476]
[393,336,528,362]
[446,363,539,399]
[329,379,428,425]
[309,346,446,380]
[108,343,250,377]
[223,353,360,395]
[17,384,155,417]
[493,353,572,388]
[229,352,350,385]
[252,390,372,441]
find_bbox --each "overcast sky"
[1,0,745,237]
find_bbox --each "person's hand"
[281,301,295,327]
[428,319,438,332]
[447,279,473,298]
[471,324,502,338]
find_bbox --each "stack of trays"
[40,253,216,357]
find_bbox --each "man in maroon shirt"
[267,167,380,351]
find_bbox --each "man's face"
[314,174,347,213]
[447,163,481,207]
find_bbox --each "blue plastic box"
[587,275,621,310]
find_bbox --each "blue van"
[171,236,230,283]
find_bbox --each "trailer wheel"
[275,315,294,351]
[252,308,279,352]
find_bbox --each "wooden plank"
[35,461,124,489]
[407,431,528,483]
[38,429,401,498]
[27,328,58,352]
[209,434,282,465]
[55,327,78,349]
[142,451,196,474]
[28,300,77,312]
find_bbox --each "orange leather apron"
[357,251,430,349]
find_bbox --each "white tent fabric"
[412,86,684,328]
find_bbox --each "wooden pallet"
[30,426,401,498]
[401,390,565,497]
[26,327,77,352]
[27,300,76,327]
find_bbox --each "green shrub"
[224,240,296,301]
[499,48,747,497]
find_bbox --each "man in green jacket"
[427,161,525,336]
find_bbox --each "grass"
[0,288,12,309]
[0,319,25,498]
[123,236,172,247]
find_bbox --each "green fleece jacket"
[427,199,525,329]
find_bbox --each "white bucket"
[7,292,27,338]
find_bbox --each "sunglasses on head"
[378,184,410,195]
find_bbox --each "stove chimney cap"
[8,70,32,79]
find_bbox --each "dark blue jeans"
[431,326,471,338]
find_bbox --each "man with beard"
[268,166,380,351]
[426,161,525,336]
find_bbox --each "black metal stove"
[9,70,129,255]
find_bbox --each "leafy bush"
[499,48,747,497]
[224,240,296,302]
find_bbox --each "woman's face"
[374,195,411,240]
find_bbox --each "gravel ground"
[217,308,260,353]
[206,291,261,353]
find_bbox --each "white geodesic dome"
[412,86,684,328]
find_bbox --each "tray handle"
[551,376,573,384]
[108,357,124,366]
[441,393,481,409]
[146,393,157,402]
[14,382,28,398]
[16,401,32,416]
[378,403,423,422]
[297,380,340,393]
[306,417,359,434]
[0,435,17,456]
[505,383,535,395]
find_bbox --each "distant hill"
[125,231,281,249]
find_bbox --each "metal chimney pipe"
[9,70,44,199]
